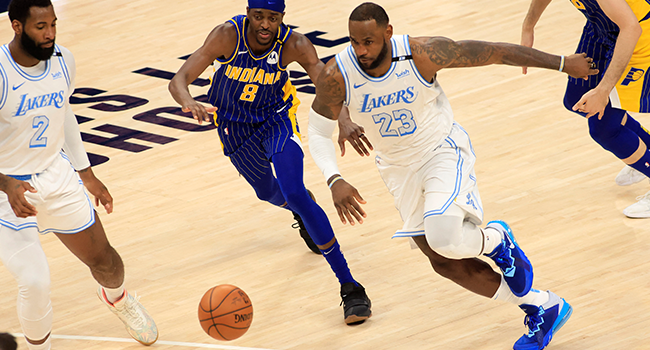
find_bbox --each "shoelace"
[122,294,146,329]
[635,191,650,202]
[523,312,543,337]
[492,243,512,268]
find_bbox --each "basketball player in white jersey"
[308,3,598,350]
[0,0,157,348]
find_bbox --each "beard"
[20,31,55,61]
[358,39,389,70]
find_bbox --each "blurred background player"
[168,0,371,324]
[522,0,650,218]
[0,0,157,348]
[309,3,597,349]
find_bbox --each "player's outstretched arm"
[0,174,37,218]
[309,61,367,225]
[410,36,599,79]
[521,0,554,74]
[169,24,235,124]
[286,33,371,156]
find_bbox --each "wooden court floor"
[1,0,650,349]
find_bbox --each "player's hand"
[78,167,113,214]
[572,87,609,119]
[337,119,373,157]
[330,179,367,225]
[563,53,599,80]
[181,101,218,125]
[520,27,535,74]
[0,176,37,218]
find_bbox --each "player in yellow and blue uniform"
[523,0,650,218]
[169,0,372,325]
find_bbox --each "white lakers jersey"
[335,35,454,166]
[0,44,75,175]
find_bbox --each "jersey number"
[29,115,49,148]
[239,84,259,102]
[372,109,417,137]
[570,0,586,10]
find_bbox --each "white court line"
[10,333,277,350]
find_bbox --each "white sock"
[492,275,549,307]
[481,227,503,255]
[101,282,126,304]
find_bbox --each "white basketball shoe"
[623,190,650,218]
[615,166,646,186]
[97,287,158,345]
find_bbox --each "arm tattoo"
[315,64,346,118]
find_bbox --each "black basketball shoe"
[291,189,321,255]
[340,282,372,325]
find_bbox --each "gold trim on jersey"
[216,19,241,65]
[283,80,301,139]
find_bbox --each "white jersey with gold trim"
[335,34,454,167]
[0,44,75,175]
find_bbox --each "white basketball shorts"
[375,123,484,239]
[0,152,95,234]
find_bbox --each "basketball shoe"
[292,189,321,254]
[340,282,372,325]
[97,287,158,345]
[484,221,533,297]
[514,291,573,350]
[615,166,646,186]
[623,190,650,218]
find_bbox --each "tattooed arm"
[409,36,598,81]
[312,59,347,120]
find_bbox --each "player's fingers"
[335,205,347,225]
[338,139,347,156]
[342,205,356,226]
[348,203,365,224]
[353,190,367,205]
[522,67,528,75]
[23,182,37,193]
[360,135,373,150]
[350,139,365,156]
[205,107,218,113]
[355,138,369,156]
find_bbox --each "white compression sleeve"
[62,105,91,171]
[308,107,341,181]
[60,46,90,171]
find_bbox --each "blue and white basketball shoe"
[484,220,533,297]
[514,291,573,350]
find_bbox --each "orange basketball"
[198,284,253,341]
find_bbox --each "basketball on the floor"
[198,284,253,341]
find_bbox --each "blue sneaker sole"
[488,220,533,297]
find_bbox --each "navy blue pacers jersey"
[207,15,296,124]
[569,0,650,88]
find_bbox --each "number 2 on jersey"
[30,115,49,148]
[372,109,417,137]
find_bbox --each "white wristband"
[559,55,565,72]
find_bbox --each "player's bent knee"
[588,117,619,144]
[424,214,482,260]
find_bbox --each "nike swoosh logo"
[353,82,367,89]
[12,82,25,90]
[323,246,336,255]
